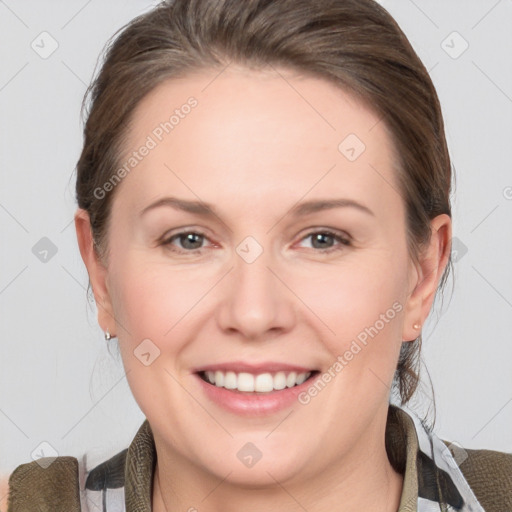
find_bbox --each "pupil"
[182,233,202,249]
[313,233,332,249]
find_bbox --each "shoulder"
[6,456,81,510]
[6,448,128,511]
[442,439,512,511]
[5,421,149,511]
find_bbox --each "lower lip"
[194,372,319,416]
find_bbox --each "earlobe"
[401,259,424,342]
[401,214,452,342]
[74,208,116,334]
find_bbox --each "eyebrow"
[140,196,375,218]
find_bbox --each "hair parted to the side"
[75,0,454,430]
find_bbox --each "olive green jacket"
[6,405,512,511]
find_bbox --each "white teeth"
[273,371,287,390]
[255,373,274,392]
[202,370,312,392]
[296,372,308,385]
[224,371,237,389]
[286,371,297,388]
[237,372,255,392]
[214,370,224,387]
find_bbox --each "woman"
[6,0,512,510]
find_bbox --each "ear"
[74,208,116,335]
[402,213,452,342]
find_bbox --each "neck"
[152,412,404,512]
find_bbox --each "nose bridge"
[217,235,295,338]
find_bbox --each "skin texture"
[0,478,7,511]
[75,66,451,512]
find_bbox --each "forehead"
[115,66,401,217]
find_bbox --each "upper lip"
[193,361,317,374]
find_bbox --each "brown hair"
[75,0,453,417]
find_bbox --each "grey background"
[1,0,511,475]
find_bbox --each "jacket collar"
[123,416,156,511]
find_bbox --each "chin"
[212,458,308,489]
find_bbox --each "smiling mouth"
[197,370,320,393]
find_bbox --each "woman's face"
[79,66,446,486]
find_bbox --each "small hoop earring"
[105,329,112,341]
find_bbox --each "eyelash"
[160,229,352,255]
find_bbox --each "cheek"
[293,252,407,370]
[107,258,209,413]
[302,254,405,324]
[108,254,216,349]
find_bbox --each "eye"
[161,230,210,253]
[160,228,351,255]
[297,229,351,253]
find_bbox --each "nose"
[216,244,296,341]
